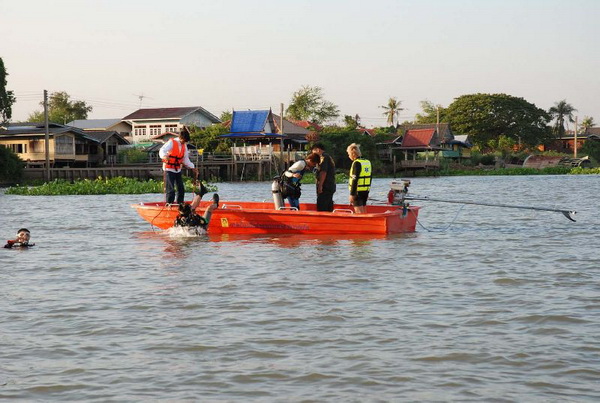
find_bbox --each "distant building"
[0,123,104,167]
[68,118,132,137]
[122,107,220,144]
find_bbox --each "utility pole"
[436,105,440,141]
[44,90,50,181]
[280,103,285,171]
[574,116,578,158]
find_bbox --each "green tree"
[317,125,379,170]
[219,110,232,122]
[548,99,576,138]
[581,138,600,163]
[445,93,551,150]
[414,100,446,124]
[285,85,339,124]
[0,57,16,124]
[379,97,403,127]
[0,145,24,182]
[343,114,360,129]
[579,116,595,134]
[189,123,231,153]
[28,91,93,124]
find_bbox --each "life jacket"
[163,139,186,170]
[349,158,372,192]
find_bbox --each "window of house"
[165,124,178,133]
[134,125,148,136]
[55,135,73,154]
[7,143,27,154]
[75,138,89,155]
[150,124,161,136]
[30,140,44,153]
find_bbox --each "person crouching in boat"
[174,189,220,234]
[281,153,321,209]
[159,127,198,205]
[4,228,34,248]
[347,143,372,214]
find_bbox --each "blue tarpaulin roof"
[230,110,270,133]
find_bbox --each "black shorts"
[352,191,369,207]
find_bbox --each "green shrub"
[5,176,218,196]
[117,148,148,164]
[0,146,24,182]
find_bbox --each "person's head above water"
[16,228,30,243]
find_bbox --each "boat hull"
[131,201,420,235]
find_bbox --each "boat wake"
[166,226,207,238]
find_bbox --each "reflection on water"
[1,176,599,401]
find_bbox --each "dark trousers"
[317,191,334,212]
[165,171,185,204]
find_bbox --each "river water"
[1,175,599,401]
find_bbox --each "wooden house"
[0,123,103,167]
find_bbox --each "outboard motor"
[388,180,411,205]
[272,178,284,210]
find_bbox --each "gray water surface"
[1,175,599,401]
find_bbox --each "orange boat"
[131,200,420,235]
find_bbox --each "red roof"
[401,129,436,148]
[290,119,323,131]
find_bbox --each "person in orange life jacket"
[311,143,336,212]
[282,152,320,209]
[158,128,198,204]
[347,143,372,214]
[4,228,34,248]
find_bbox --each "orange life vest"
[163,139,186,170]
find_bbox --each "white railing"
[231,145,273,161]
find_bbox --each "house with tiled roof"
[122,106,220,144]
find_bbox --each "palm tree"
[380,97,403,127]
[579,116,595,134]
[548,100,577,138]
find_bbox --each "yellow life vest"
[349,158,372,192]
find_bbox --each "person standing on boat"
[311,143,336,212]
[282,153,321,209]
[159,128,198,204]
[347,143,372,214]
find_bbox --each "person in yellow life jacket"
[347,143,372,214]
[159,128,198,204]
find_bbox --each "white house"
[122,107,220,144]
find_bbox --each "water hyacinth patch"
[5,177,217,196]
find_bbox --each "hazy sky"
[2,0,599,128]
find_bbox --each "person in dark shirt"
[311,143,336,212]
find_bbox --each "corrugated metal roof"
[230,110,270,133]
[67,119,121,129]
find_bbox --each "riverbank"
[3,168,598,196]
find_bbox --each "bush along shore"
[3,168,597,196]
[5,177,218,196]
[439,166,600,176]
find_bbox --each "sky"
[2,0,599,128]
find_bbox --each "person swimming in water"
[4,228,34,248]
